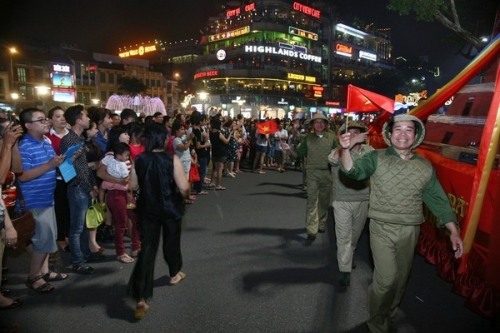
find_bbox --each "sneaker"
[72,264,95,275]
[339,272,350,286]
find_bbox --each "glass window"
[17,68,27,82]
[109,73,115,84]
[100,72,106,83]
[101,91,107,101]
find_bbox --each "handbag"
[189,164,200,182]
[6,179,36,256]
[9,210,35,251]
[86,198,106,229]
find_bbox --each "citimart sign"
[244,45,322,63]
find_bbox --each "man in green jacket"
[338,114,463,333]
[288,113,338,243]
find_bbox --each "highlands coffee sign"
[244,45,321,63]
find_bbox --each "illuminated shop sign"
[194,70,219,80]
[359,51,377,61]
[52,64,71,73]
[51,73,73,88]
[293,2,320,18]
[325,101,340,106]
[52,88,75,103]
[245,45,322,63]
[335,43,352,57]
[226,2,255,17]
[288,26,318,41]
[119,45,157,58]
[277,98,288,105]
[209,26,250,42]
[313,86,323,98]
[216,49,227,61]
[287,73,316,83]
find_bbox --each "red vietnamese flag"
[346,84,395,113]
[257,120,278,135]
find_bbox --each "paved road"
[0,166,492,332]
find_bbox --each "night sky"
[2,0,496,78]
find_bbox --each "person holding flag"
[253,119,276,174]
[338,114,463,333]
[287,113,339,244]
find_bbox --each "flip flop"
[195,191,209,195]
[215,186,226,190]
[117,254,135,264]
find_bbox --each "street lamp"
[91,98,100,105]
[9,47,17,95]
[10,93,19,112]
[35,86,50,112]
[198,92,208,113]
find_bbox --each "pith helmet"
[339,121,367,134]
[312,112,328,122]
[382,114,425,149]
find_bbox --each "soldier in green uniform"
[288,113,338,243]
[338,114,463,333]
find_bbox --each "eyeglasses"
[29,118,49,124]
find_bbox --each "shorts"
[275,150,284,164]
[256,145,267,153]
[212,156,227,163]
[30,206,57,253]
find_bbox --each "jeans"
[193,156,208,193]
[67,185,91,266]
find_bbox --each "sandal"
[42,270,68,282]
[0,298,23,310]
[131,249,141,258]
[117,254,135,264]
[26,275,54,293]
[215,186,226,190]
[207,183,216,188]
[169,271,186,286]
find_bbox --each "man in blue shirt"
[18,108,67,293]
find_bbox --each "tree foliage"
[118,77,148,96]
[387,0,497,57]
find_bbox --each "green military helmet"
[382,114,425,149]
